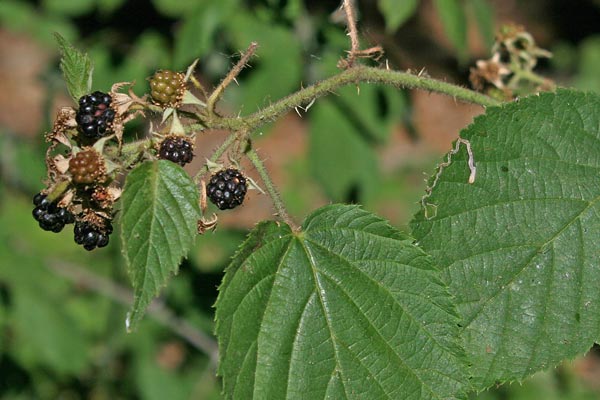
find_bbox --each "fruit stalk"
[245,147,298,231]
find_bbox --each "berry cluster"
[158,136,194,166]
[149,70,185,108]
[74,220,113,251]
[207,168,247,210]
[76,91,115,139]
[69,148,106,185]
[32,193,75,233]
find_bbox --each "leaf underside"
[216,205,468,400]
[121,161,200,331]
[411,89,600,389]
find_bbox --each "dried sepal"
[53,154,72,175]
[197,213,218,234]
[81,208,112,230]
[91,186,117,210]
[46,107,77,147]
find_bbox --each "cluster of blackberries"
[74,220,113,251]
[158,136,194,166]
[207,168,247,210]
[32,192,113,251]
[76,91,115,139]
[32,193,75,233]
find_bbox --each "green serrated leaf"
[121,161,200,331]
[433,0,468,62]
[410,89,600,389]
[216,204,469,399]
[378,0,420,32]
[54,32,93,101]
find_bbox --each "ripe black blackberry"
[69,148,106,185]
[75,91,115,139]
[74,220,113,251]
[207,168,247,210]
[32,192,75,233]
[149,70,185,108]
[158,136,194,166]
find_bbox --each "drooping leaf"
[54,32,94,101]
[216,204,469,399]
[120,161,200,331]
[410,89,600,389]
[378,0,420,33]
[433,0,468,62]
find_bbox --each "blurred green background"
[0,0,599,398]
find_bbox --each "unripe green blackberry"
[32,192,74,232]
[149,70,185,108]
[207,168,247,210]
[158,135,194,166]
[69,148,106,185]
[75,91,115,139]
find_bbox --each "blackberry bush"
[32,192,75,233]
[149,70,185,108]
[206,168,247,210]
[31,11,598,400]
[75,91,115,139]
[157,135,194,166]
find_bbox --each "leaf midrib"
[299,236,450,399]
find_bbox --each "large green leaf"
[410,89,600,389]
[120,161,200,331]
[54,33,93,101]
[216,205,468,399]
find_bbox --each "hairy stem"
[206,42,259,119]
[211,66,501,132]
[120,66,499,151]
[342,0,360,67]
[245,147,299,231]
